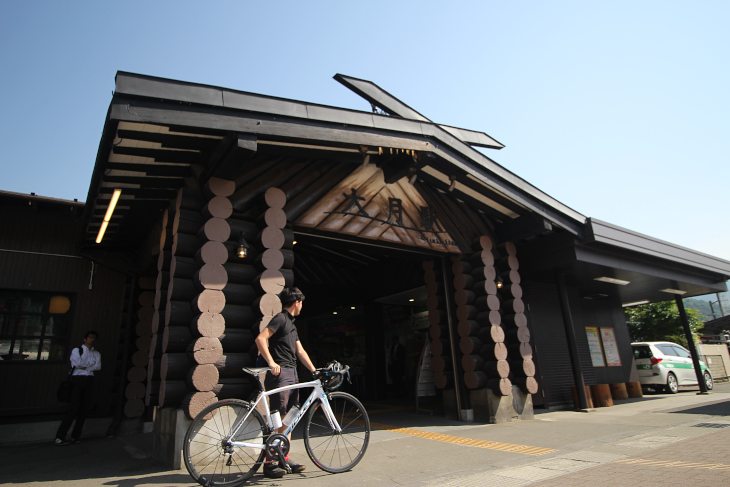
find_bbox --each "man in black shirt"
[255,287,316,478]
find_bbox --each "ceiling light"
[660,288,686,295]
[95,189,122,243]
[351,306,356,309]
[333,311,338,315]
[594,276,630,286]
[622,300,650,307]
[409,298,415,302]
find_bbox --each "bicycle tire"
[184,399,267,486]
[303,391,370,473]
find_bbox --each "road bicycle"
[183,361,371,486]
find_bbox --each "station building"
[2,72,729,447]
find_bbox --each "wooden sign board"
[296,165,461,253]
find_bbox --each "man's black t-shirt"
[266,310,299,368]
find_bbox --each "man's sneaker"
[286,459,306,473]
[263,463,286,478]
[70,438,82,444]
[54,438,70,446]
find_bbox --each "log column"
[124,280,154,418]
[426,260,451,389]
[465,236,511,396]
[496,242,538,395]
[145,209,175,409]
[252,187,289,335]
[176,179,236,418]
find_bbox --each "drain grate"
[692,423,730,429]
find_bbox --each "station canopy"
[80,72,730,306]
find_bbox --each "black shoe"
[54,438,70,446]
[70,438,82,444]
[263,463,286,478]
[286,460,306,473]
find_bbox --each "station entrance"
[291,233,447,409]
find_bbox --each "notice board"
[585,327,605,367]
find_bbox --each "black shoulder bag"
[56,346,82,402]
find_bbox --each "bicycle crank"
[265,433,292,473]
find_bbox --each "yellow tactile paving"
[613,458,730,471]
[368,420,556,455]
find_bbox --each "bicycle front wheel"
[303,391,370,473]
[184,399,267,487]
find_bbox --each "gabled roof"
[81,71,588,249]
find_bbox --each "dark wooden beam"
[103,176,185,189]
[418,172,508,223]
[98,187,178,200]
[106,162,193,177]
[116,129,221,151]
[495,213,553,243]
[205,134,258,180]
[112,145,201,164]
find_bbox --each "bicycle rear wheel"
[184,399,267,486]
[303,391,370,473]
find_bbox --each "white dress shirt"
[70,344,101,376]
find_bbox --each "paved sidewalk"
[1,383,729,486]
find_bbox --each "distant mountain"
[684,298,717,321]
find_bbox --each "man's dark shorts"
[264,367,299,414]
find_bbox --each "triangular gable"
[296,164,461,253]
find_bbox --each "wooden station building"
[2,72,730,440]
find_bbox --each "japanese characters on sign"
[327,187,455,247]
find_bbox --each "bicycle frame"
[227,376,341,450]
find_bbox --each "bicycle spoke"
[304,392,370,473]
[184,400,266,487]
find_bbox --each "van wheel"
[704,371,714,391]
[665,372,679,394]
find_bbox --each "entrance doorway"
[291,234,445,406]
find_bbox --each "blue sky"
[1,1,728,265]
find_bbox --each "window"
[655,344,679,357]
[671,346,691,358]
[0,292,72,361]
[633,345,652,359]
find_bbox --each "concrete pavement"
[2,383,729,486]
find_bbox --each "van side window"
[672,346,691,358]
[656,344,678,356]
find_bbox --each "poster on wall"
[600,327,622,366]
[585,327,605,367]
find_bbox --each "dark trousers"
[55,376,95,440]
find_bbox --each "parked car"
[632,341,713,393]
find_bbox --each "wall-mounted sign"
[585,327,605,367]
[296,165,461,253]
[410,311,430,331]
[600,327,622,366]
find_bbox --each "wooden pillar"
[556,271,590,409]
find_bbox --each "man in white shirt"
[54,331,101,446]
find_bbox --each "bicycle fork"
[317,392,343,434]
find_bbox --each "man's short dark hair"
[84,331,98,339]
[279,287,305,307]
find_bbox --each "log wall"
[426,260,452,389]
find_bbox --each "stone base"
[470,385,534,424]
[153,408,191,470]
